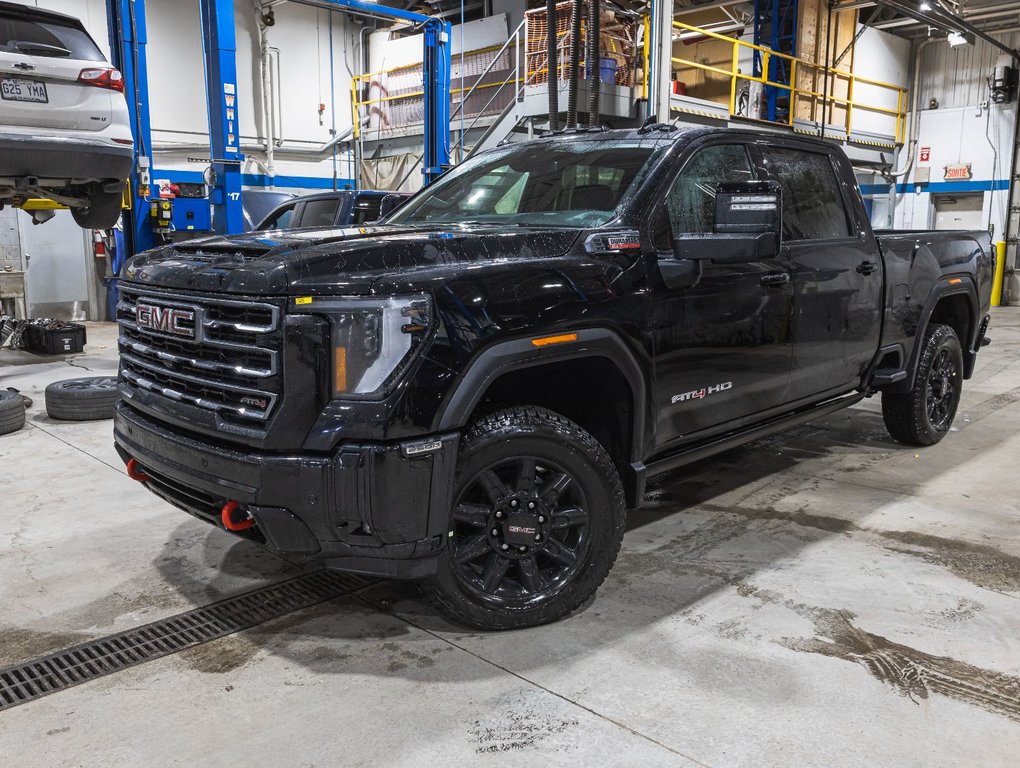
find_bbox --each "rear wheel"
[424,406,625,630]
[71,185,122,229]
[882,323,963,446]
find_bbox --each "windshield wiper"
[12,40,72,57]
[455,220,521,227]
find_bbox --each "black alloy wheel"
[926,347,958,430]
[450,455,591,606]
[882,323,963,446]
[425,406,626,630]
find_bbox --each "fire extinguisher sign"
[919,147,931,163]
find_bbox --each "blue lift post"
[199,0,245,234]
[753,0,799,124]
[107,0,157,256]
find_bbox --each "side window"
[655,144,754,249]
[759,148,851,241]
[299,198,342,228]
[352,198,382,225]
[260,202,296,230]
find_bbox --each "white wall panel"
[893,104,1016,241]
[851,25,910,138]
[919,32,1020,110]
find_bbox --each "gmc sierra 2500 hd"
[113,125,994,630]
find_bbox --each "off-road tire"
[71,186,123,229]
[0,389,26,435]
[45,377,120,421]
[882,323,963,446]
[424,406,626,630]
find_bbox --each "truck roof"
[508,123,836,150]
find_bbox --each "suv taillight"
[78,68,124,92]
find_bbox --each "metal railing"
[670,19,908,144]
[351,21,527,145]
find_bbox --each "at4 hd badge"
[672,381,732,404]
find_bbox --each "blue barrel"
[599,57,617,84]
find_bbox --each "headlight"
[292,294,431,399]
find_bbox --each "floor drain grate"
[0,570,374,711]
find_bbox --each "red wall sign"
[919,147,931,162]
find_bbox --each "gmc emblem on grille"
[135,303,196,338]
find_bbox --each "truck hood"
[122,224,581,296]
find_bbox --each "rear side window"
[0,13,105,61]
[352,197,382,225]
[759,148,851,241]
[299,198,341,228]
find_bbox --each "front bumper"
[114,403,459,579]
[0,133,132,182]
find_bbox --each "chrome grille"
[117,286,282,425]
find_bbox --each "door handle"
[857,261,877,275]
[760,272,790,286]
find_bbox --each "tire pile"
[0,377,120,436]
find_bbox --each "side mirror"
[673,180,782,263]
[377,194,406,220]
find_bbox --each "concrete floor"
[2,313,1020,766]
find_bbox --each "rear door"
[648,141,794,447]
[753,143,882,400]
[0,6,113,132]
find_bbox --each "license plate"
[0,78,48,103]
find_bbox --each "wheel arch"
[890,278,978,393]
[434,329,649,507]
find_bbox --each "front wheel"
[882,323,963,446]
[424,406,625,630]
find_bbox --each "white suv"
[0,1,133,228]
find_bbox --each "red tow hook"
[126,458,151,483]
[221,500,255,532]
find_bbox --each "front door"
[755,145,882,400]
[648,142,794,450]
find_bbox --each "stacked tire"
[0,390,26,436]
[45,377,120,421]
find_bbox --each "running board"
[644,391,867,478]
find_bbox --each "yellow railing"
[670,20,908,144]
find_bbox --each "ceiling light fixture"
[947,31,974,47]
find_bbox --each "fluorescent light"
[919,2,931,9]
[947,31,973,47]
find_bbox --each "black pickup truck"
[113,126,994,629]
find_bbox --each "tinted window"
[388,142,663,228]
[759,148,851,241]
[299,198,341,228]
[0,13,104,60]
[352,198,382,225]
[655,144,754,248]
[260,203,296,230]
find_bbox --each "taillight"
[77,68,125,92]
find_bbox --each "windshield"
[388,140,664,228]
